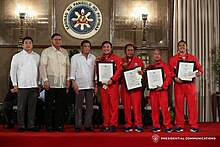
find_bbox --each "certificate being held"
[97,62,114,83]
[123,67,142,91]
[145,67,164,90]
[177,61,196,82]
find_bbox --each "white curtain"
[173,0,220,122]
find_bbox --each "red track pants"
[121,84,142,127]
[100,84,119,127]
[150,90,172,128]
[174,83,199,128]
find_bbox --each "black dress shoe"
[47,126,53,132]
[85,127,95,132]
[35,125,41,130]
[54,127,65,132]
[110,125,116,132]
[75,128,81,132]
[28,127,39,132]
[100,126,109,132]
[18,128,25,132]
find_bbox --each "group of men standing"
[9,33,70,132]
[7,32,203,133]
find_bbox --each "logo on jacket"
[134,63,138,67]
[63,1,102,39]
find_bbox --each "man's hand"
[121,62,128,68]
[137,70,143,75]
[66,80,70,89]
[73,84,79,95]
[38,84,42,93]
[72,80,79,94]
[66,80,70,93]
[196,71,202,77]
[174,77,183,84]
[13,86,19,93]
[107,79,113,86]
[11,86,18,93]
[94,85,98,95]
[96,56,101,61]
[10,89,15,93]
[44,81,50,90]
[156,85,163,91]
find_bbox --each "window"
[0,0,52,45]
[113,0,169,48]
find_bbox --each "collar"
[147,60,161,69]
[125,56,133,67]
[126,56,133,63]
[80,52,91,58]
[178,52,189,57]
[52,45,62,51]
[22,49,33,54]
[101,53,112,61]
[153,60,162,66]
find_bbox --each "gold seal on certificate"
[123,67,142,91]
[97,62,114,83]
[145,67,164,90]
[177,61,196,82]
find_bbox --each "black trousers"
[35,99,45,127]
[45,88,66,128]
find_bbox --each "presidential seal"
[152,134,160,143]
[63,1,102,39]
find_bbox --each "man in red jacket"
[121,44,145,132]
[147,49,173,133]
[98,41,122,132]
[169,40,203,132]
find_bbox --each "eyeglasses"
[53,39,62,41]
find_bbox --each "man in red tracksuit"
[147,49,173,133]
[121,44,145,132]
[98,41,122,132]
[169,40,203,133]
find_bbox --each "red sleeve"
[111,56,122,82]
[194,56,204,74]
[162,63,172,90]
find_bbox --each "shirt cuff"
[12,82,17,87]
[69,76,75,80]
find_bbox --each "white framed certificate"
[123,67,142,91]
[97,62,114,83]
[146,68,164,90]
[177,61,196,82]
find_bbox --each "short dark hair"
[51,33,62,39]
[81,40,91,47]
[102,41,112,48]
[124,44,135,52]
[22,37,33,44]
[177,40,187,46]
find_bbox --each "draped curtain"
[173,0,220,122]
